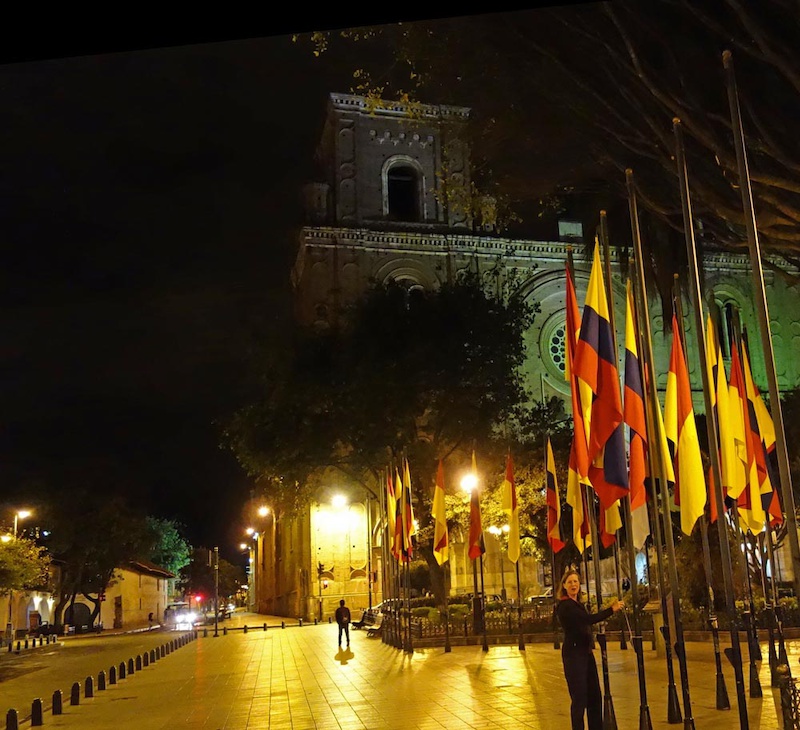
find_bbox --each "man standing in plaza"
[335,599,351,647]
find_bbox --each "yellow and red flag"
[623,280,650,550]
[400,458,416,560]
[432,459,449,565]
[664,314,706,535]
[545,440,566,554]
[501,451,522,562]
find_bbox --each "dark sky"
[1,7,563,560]
[0,28,364,558]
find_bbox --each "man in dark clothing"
[335,599,351,646]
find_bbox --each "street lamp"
[14,510,31,538]
[257,505,269,518]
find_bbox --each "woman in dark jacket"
[555,569,622,730]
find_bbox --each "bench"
[353,609,377,630]
[366,613,384,637]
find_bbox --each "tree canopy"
[226,273,537,512]
[0,536,50,594]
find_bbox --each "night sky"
[0,8,556,559]
[1,27,364,558]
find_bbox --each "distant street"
[0,628,185,720]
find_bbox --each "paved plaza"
[6,612,794,729]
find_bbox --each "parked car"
[529,587,554,604]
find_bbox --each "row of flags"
[383,241,784,571]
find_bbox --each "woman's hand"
[610,599,623,612]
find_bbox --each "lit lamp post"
[7,509,32,640]
[245,527,257,613]
[460,473,488,648]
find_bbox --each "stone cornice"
[329,92,471,123]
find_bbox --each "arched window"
[386,163,421,221]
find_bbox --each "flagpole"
[479,555,489,652]
[516,561,525,651]
[598,212,628,655]
[444,561,452,653]
[670,121,748,729]
[723,50,800,601]
[584,487,617,730]
[625,170,686,727]
[672,276,730,711]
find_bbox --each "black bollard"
[223,626,227,635]
[24,639,29,650]
[143,652,149,667]
[109,665,117,685]
[52,689,63,714]
[136,654,142,670]
[70,682,80,705]
[299,618,303,627]
[6,708,18,730]
[314,618,318,626]
[98,670,106,691]
[203,627,208,637]
[15,641,20,653]
[244,624,248,634]
[149,648,156,663]
[119,661,126,679]
[30,699,43,726]
[85,675,94,698]
[282,621,286,629]
[264,623,268,631]
[127,657,134,675]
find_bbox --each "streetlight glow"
[460,473,478,493]
[13,509,32,538]
[245,527,255,536]
[257,506,269,517]
[331,494,347,509]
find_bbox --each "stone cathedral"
[292,92,800,406]
[251,93,800,620]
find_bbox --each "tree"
[0,536,50,593]
[143,516,191,576]
[39,490,152,628]
[226,274,539,600]
[298,1,800,296]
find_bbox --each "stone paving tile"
[26,613,791,729]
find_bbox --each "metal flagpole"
[479,555,489,652]
[585,489,617,730]
[598,215,649,728]
[625,188,682,726]
[516,561,526,651]
[723,49,800,600]
[672,276,730,711]
[444,561,452,653]
[598,213,629,656]
[626,169,692,728]
[670,121,748,728]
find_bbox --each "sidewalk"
[20,611,794,729]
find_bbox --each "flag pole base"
[603,695,617,730]
[667,684,682,724]
[638,705,653,730]
[715,670,730,710]
[749,662,762,698]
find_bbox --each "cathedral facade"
[251,93,800,620]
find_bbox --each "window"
[387,164,420,221]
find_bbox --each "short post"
[70,681,80,705]
[203,627,207,637]
[223,626,227,635]
[127,657,134,675]
[24,639,29,649]
[52,689,63,714]
[264,623,268,631]
[98,670,106,691]
[244,624,248,634]
[119,661,126,679]
[30,699,43,726]
[109,665,117,685]
[282,621,286,629]
[149,648,156,663]
[299,618,303,627]
[85,675,94,698]
[143,652,149,667]
[6,709,18,730]
[136,654,142,670]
